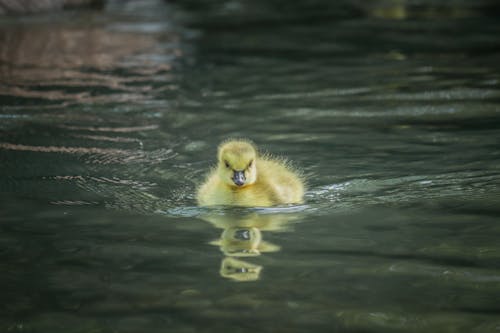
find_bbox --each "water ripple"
[60,124,159,133]
[253,87,373,100]
[307,171,500,211]
[0,142,176,165]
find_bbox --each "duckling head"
[217,140,257,188]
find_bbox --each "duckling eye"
[248,160,253,169]
[224,160,230,168]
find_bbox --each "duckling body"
[197,140,304,207]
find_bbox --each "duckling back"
[254,157,304,205]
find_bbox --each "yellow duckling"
[196,139,304,207]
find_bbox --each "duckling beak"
[232,171,246,186]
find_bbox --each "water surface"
[1,1,500,332]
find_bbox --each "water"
[1,0,500,332]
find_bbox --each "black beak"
[232,170,246,186]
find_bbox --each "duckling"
[196,139,304,207]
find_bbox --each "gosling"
[196,140,304,207]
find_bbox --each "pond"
[1,0,500,332]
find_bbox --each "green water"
[1,1,500,332]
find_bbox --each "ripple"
[60,124,159,133]
[161,204,312,218]
[85,148,176,165]
[307,171,500,212]
[0,114,29,119]
[50,200,99,206]
[253,87,373,100]
[252,205,312,214]
[371,88,499,101]
[388,262,500,282]
[0,142,176,165]
[283,103,500,120]
[70,134,144,148]
[73,178,163,213]
[160,206,206,218]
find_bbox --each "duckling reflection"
[220,257,262,282]
[211,226,280,257]
[201,211,298,282]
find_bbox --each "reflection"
[212,226,280,257]
[201,210,300,282]
[0,0,103,15]
[0,14,178,105]
[357,0,482,20]
[220,257,262,282]
[364,0,408,20]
